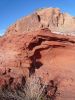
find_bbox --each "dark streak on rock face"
[28,33,68,76]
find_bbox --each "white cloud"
[0,29,6,36]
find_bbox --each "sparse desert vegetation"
[0,74,59,100]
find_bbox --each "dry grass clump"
[0,75,59,100]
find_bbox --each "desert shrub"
[0,75,58,100]
[24,75,43,100]
[23,75,58,100]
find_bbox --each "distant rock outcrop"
[6,8,75,35]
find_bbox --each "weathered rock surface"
[0,28,75,99]
[6,8,75,35]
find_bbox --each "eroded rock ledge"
[0,28,75,99]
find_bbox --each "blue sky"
[0,0,75,35]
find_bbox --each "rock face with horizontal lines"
[1,7,75,100]
[0,28,75,99]
[6,8,75,35]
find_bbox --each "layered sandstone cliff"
[0,8,75,100]
[6,8,75,35]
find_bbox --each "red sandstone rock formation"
[0,28,75,99]
[1,7,75,100]
[6,8,75,35]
